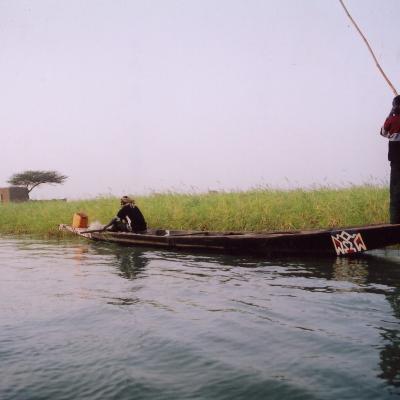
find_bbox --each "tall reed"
[0,185,389,237]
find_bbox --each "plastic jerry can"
[72,213,88,228]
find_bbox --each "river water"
[0,237,399,400]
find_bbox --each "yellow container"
[72,213,88,228]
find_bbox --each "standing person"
[104,196,147,233]
[381,95,400,223]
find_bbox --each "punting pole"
[338,0,398,96]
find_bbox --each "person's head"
[392,95,400,115]
[120,196,134,206]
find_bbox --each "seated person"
[104,196,147,233]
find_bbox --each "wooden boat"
[59,223,400,257]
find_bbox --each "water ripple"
[1,238,400,399]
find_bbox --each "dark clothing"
[390,162,400,224]
[117,204,147,233]
[389,141,400,163]
[108,219,130,232]
[382,105,400,224]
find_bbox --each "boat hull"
[59,223,400,257]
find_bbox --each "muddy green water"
[0,237,399,399]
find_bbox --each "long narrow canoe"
[59,223,400,257]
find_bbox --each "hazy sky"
[1,0,399,199]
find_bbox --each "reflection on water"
[1,238,400,399]
[72,244,90,263]
[115,250,150,280]
[80,242,400,390]
[379,286,400,387]
[332,257,369,284]
[74,242,400,391]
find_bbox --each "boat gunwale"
[59,223,400,257]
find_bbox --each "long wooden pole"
[338,0,398,96]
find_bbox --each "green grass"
[0,185,390,237]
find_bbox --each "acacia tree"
[8,170,68,194]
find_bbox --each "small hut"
[0,187,29,203]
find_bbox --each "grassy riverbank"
[0,185,389,237]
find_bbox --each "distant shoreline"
[0,185,389,237]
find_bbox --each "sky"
[1,0,399,199]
